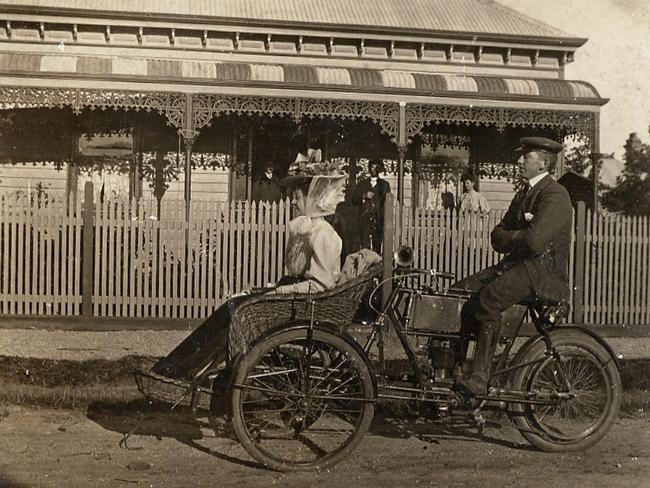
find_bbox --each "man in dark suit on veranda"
[251,164,282,203]
[353,159,391,254]
[454,137,573,396]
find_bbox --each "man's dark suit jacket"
[353,177,391,223]
[251,176,282,203]
[491,174,573,302]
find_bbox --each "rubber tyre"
[231,327,375,471]
[509,329,621,452]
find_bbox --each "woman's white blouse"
[274,216,342,294]
[460,190,491,213]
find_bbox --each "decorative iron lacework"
[405,104,595,141]
[0,86,595,144]
[477,162,520,182]
[418,162,522,184]
[0,91,400,140]
[191,95,401,140]
[0,87,186,130]
[415,160,468,180]
[419,133,471,150]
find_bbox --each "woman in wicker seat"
[151,158,348,381]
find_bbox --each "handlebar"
[397,268,456,280]
[367,267,457,315]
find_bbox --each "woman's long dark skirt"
[151,295,251,381]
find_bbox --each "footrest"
[134,366,213,410]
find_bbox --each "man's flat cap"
[516,137,564,154]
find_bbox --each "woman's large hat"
[280,151,344,188]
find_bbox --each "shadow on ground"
[86,397,533,472]
[86,399,262,469]
[371,408,535,451]
[0,473,28,488]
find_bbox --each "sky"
[497,0,650,159]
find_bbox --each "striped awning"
[0,52,605,105]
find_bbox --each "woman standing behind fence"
[151,159,347,381]
[459,174,490,213]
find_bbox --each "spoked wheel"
[509,329,621,452]
[231,326,375,471]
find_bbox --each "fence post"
[382,193,395,307]
[82,181,94,317]
[573,201,586,324]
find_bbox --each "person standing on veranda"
[251,164,282,203]
[353,159,391,254]
[459,173,490,213]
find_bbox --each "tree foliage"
[563,134,606,181]
[601,132,650,215]
[563,135,593,175]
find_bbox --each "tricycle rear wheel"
[231,326,375,471]
[509,329,621,452]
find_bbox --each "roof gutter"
[0,4,588,49]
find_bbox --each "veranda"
[1,91,642,328]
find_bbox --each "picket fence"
[0,194,83,316]
[0,188,649,326]
[389,201,650,326]
[0,190,290,319]
[580,209,650,326]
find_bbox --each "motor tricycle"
[135,246,622,472]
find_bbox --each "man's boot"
[457,322,500,396]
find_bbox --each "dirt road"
[1,405,649,488]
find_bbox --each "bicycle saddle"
[529,300,571,325]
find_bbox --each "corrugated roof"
[0,0,577,40]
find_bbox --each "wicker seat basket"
[229,263,383,356]
[134,263,383,409]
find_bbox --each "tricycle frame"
[360,271,597,407]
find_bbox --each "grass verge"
[0,355,648,415]
[0,383,142,410]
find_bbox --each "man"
[251,164,281,203]
[455,137,573,396]
[353,159,391,254]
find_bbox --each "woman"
[459,174,490,213]
[274,172,346,293]
[151,160,346,381]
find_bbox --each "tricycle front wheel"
[231,326,375,471]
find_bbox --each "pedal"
[475,387,510,410]
[486,387,506,408]
[452,391,481,411]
